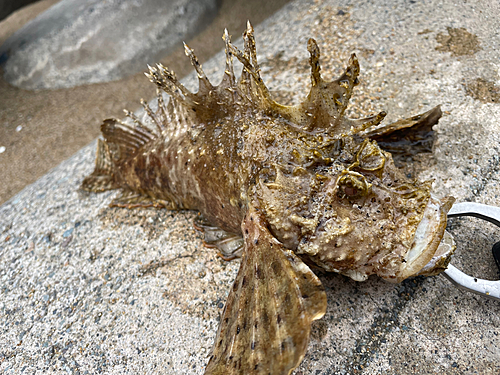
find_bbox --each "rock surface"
[0,0,219,89]
[1,0,500,374]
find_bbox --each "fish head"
[259,135,455,283]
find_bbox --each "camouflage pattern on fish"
[82,23,455,375]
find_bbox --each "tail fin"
[81,138,118,192]
[82,116,156,192]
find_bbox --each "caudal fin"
[81,138,118,192]
[82,114,157,193]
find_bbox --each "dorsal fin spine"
[140,98,163,135]
[123,109,142,128]
[155,88,168,128]
[183,42,213,92]
[307,38,322,87]
[222,29,237,103]
[336,53,360,120]
[244,21,261,76]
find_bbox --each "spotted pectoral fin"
[110,189,175,209]
[204,205,327,375]
[193,215,244,260]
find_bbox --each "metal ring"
[443,202,500,301]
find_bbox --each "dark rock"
[0,0,39,21]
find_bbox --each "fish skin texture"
[82,22,454,375]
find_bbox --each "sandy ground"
[0,0,291,205]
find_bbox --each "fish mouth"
[397,194,456,282]
[416,230,456,276]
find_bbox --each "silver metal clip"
[443,202,500,301]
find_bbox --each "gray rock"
[0,0,219,90]
[1,0,500,374]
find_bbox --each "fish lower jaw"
[416,230,455,276]
[396,194,455,282]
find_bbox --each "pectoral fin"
[205,205,327,375]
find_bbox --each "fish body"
[82,23,455,375]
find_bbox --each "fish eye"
[337,171,371,198]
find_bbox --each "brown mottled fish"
[82,23,455,375]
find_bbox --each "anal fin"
[110,189,175,209]
[205,205,327,375]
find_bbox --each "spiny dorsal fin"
[144,21,276,122]
[205,204,326,375]
[145,22,389,137]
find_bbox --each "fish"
[81,22,456,375]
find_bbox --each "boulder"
[0,0,219,89]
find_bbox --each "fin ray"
[100,119,154,161]
[81,139,118,192]
[205,205,326,375]
[140,98,163,135]
[110,189,175,209]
